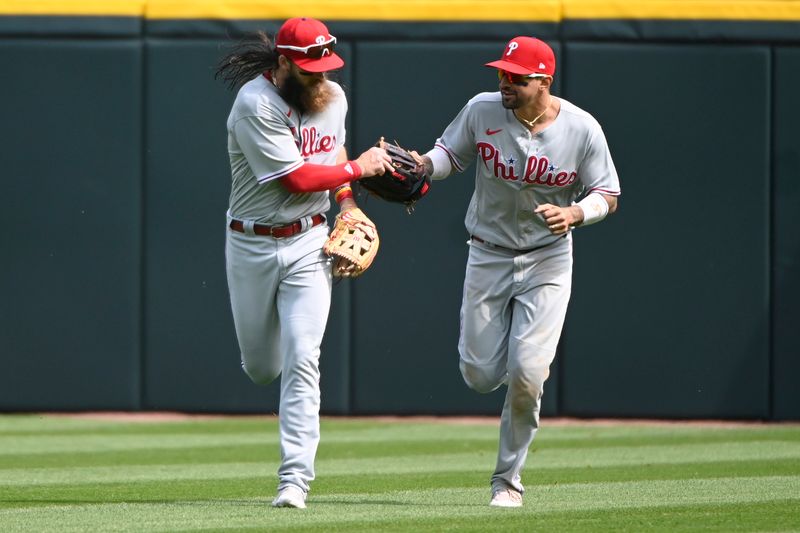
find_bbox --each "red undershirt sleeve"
[280,161,363,193]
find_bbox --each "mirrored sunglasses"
[497,70,548,86]
[277,36,337,59]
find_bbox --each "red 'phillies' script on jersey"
[477,142,577,187]
[298,126,336,158]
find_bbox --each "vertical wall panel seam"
[138,32,148,410]
[767,44,775,421]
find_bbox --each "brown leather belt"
[229,214,325,238]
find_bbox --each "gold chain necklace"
[514,96,552,129]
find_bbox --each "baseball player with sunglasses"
[418,37,621,507]
[215,18,393,509]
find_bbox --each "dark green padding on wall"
[0,19,796,420]
[561,43,771,418]
[0,40,142,409]
[772,47,800,421]
[0,16,141,37]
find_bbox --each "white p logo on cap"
[506,41,518,56]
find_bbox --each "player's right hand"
[535,203,582,235]
[355,147,394,177]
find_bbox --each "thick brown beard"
[280,73,335,115]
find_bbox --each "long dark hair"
[215,31,279,90]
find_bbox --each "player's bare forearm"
[420,155,434,177]
[338,197,357,212]
[603,194,618,215]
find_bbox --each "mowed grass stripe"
[5,415,795,441]
[1,476,797,533]
[272,501,800,533]
[0,417,494,439]
[0,439,491,470]
[3,417,796,452]
[0,432,491,456]
[3,440,798,486]
[0,432,278,456]
[0,416,277,435]
[0,437,496,466]
[4,458,798,505]
[1,418,799,532]
[0,454,487,486]
[0,427,498,456]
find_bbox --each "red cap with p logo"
[485,37,556,76]
[276,17,344,72]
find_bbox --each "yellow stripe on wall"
[1,0,799,22]
[564,0,800,22]
[144,0,562,22]
[0,1,145,16]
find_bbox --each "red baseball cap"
[276,17,344,73]
[485,37,556,76]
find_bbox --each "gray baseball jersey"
[226,75,347,224]
[433,92,621,249]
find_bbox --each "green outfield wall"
[1,1,798,420]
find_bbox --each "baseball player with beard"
[215,17,393,509]
[418,37,621,507]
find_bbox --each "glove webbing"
[385,142,419,170]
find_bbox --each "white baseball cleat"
[271,485,307,509]
[490,488,523,508]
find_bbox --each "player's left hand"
[534,203,582,235]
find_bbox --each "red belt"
[229,214,325,238]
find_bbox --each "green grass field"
[1,415,799,532]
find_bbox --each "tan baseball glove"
[323,207,380,277]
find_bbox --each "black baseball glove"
[357,137,431,211]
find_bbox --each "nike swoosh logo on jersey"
[486,128,502,135]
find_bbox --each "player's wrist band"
[576,192,609,226]
[334,185,353,203]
